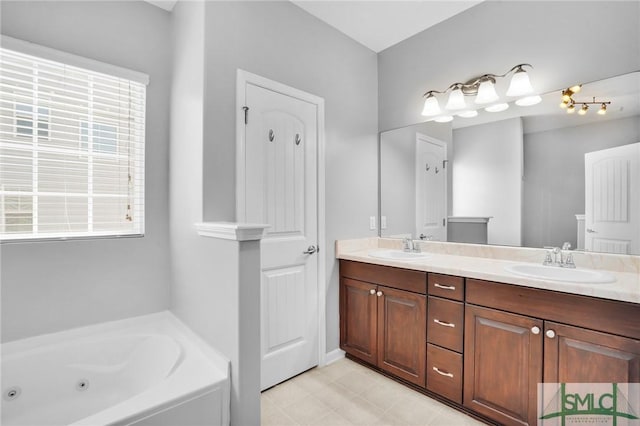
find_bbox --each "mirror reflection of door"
[415,133,447,241]
[585,142,640,254]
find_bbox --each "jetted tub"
[1,311,230,426]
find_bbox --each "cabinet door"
[340,277,378,365]
[377,285,427,386]
[464,305,543,426]
[544,321,640,384]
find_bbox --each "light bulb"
[578,104,589,115]
[598,103,607,115]
[421,93,441,116]
[516,95,542,106]
[567,104,576,114]
[569,84,582,94]
[457,110,478,118]
[475,79,499,104]
[445,87,466,110]
[485,103,509,113]
[506,68,534,97]
[434,115,454,123]
[559,100,569,109]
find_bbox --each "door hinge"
[443,159,448,169]
[243,106,249,124]
[443,218,446,227]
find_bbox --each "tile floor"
[261,358,487,426]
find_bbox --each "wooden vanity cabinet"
[339,260,427,386]
[464,278,640,426]
[340,259,640,426]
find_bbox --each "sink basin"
[504,263,616,284]
[368,249,430,261]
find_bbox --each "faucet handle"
[563,253,576,268]
[542,251,554,265]
[562,242,572,251]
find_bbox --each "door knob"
[376,291,383,297]
[369,289,376,295]
[586,228,597,233]
[302,245,317,255]
[531,326,540,335]
[546,330,556,339]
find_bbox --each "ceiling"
[144,0,481,53]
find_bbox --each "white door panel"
[244,82,319,390]
[585,143,639,254]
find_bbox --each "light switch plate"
[381,216,387,230]
[369,216,376,230]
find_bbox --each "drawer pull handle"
[434,283,455,291]
[432,367,454,378]
[433,319,455,328]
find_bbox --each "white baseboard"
[325,348,345,365]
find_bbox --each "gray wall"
[0,1,172,342]
[523,116,640,249]
[378,1,640,131]
[453,118,523,246]
[201,1,379,354]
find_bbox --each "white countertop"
[336,239,640,304]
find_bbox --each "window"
[0,40,147,241]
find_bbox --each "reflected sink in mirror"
[504,263,616,284]
[368,249,430,261]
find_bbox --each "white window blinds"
[0,43,146,241]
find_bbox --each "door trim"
[235,69,327,367]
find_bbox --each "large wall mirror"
[380,71,640,255]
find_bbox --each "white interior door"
[243,82,319,390]
[415,133,447,241]
[585,143,640,254]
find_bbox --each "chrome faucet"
[543,243,575,268]
[403,237,420,253]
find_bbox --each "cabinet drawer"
[427,344,462,404]
[428,273,464,301]
[427,296,464,352]
[340,260,427,294]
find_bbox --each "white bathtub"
[1,311,230,426]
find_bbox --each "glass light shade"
[485,103,509,113]
[434,115,454,123]
[515,95,542,106]
[445,88,466,110]
[598,104,607,115]
[559,101,569,109]
[567,104,576,114]
[506,69,534,97]
[421,94,441,116]
[578,104,589,115]
[475,80,499,104]
[569,84,582,94]
[457,110,478,118]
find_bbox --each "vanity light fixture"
[560,87,611,116]
[421,63,539,120]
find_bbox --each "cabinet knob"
[531,326,540,335]
[376,291,383,297]
[369,289,376,295]
[546,329,556,339]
